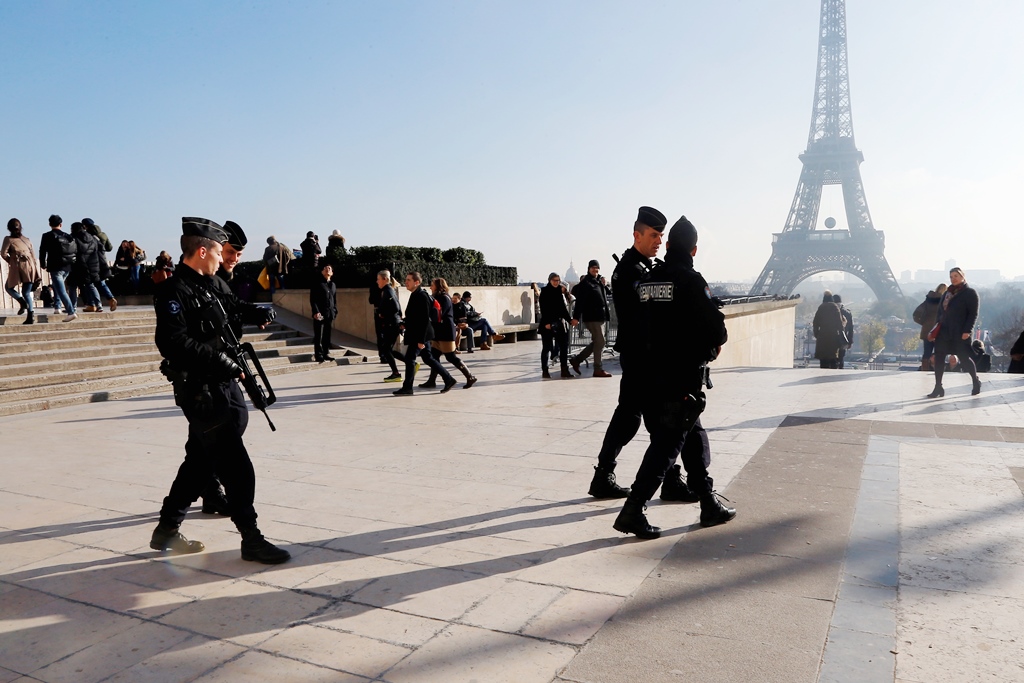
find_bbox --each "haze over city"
[2,1,1021,287]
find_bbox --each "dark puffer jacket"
[72,228,103,284]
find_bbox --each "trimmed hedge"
[231,255,517,290]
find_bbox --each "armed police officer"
[588,206,692,503]
[149,217,290,564]
[195,219,253,517]
[613,215,736,539]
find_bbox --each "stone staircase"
[0,307,369,417]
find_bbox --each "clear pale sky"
[2,1,1021,286]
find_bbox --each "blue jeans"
[70,282,101,309]
[49,268,75,315]
[97,280,114,301]
[130,265,141,290]
[468,318,496,347]
[5,282,34,313]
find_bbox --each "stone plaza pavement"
[2,342,1023,683]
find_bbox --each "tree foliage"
[861,320,888,356]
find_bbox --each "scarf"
[942,282,966,310]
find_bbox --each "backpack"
[265,251,280,268]
[56,232,78,267]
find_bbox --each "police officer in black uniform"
[612,215,736,538]
[588,206,694,503]
[196,219,253,516]
[149,217,290,564]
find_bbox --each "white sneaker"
[63,313,78,322]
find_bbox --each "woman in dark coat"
[374,270,405,381]
[70,222,103,311]
[930,267,981,397]
[812,291,846,369]
[539,272,573,379]
[421,278,476,390]
[912,284,946,371]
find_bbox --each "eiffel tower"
[750,0,902,303]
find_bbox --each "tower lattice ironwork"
[750,0,902,302]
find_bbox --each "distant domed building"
[564,260,580,286]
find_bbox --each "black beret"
[181,217,227,242]
[636,206,667,231]
[667,215,698,253]
[221,220,247,249]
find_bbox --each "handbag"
[927,322,941,342]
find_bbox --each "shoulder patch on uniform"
[705,286,712,299]
[167,300,182,315]
[637,281,674,302]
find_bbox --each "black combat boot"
[699,493,737,528]
[613,499,661,539]
[239,527,291,564]
[150,523,205,554]
[588,465,630,499]
[659,465,700,503]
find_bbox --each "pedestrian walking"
[912,284,946,371]
[2,218,40,325]
[929,267,981,398]
[812,291,845,369]
[569,259,612,377]
[420,278,477,390]
[393,272,454,395]
[38,215,78,321]
[538,273,573,379]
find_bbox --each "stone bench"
[460,323,538,348]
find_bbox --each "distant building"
[915,269,947,285]
[945,258,957,271]
[564,261,580,286]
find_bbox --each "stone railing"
[716,299,799,369]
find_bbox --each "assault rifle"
[212,299,278,431]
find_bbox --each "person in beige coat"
[2,218,41,324]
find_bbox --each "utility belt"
[160,360,217,414]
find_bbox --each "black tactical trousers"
[596,352,642,468]
[160,380,258,529]
[628,415,713,503]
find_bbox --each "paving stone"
[259,623,410,679]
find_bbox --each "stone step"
[0,310,156,328]
[0,328,305,354]
[0,342,157,367]
[0,352,369,417]
[0,335,325,378]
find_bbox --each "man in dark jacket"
[613,215,735,539]
[69,222,104,312]
[394,272,453,395]
[310,263,338,363]
[38,214,78,321]
[150,217,287,564]
[569,259,612,377]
